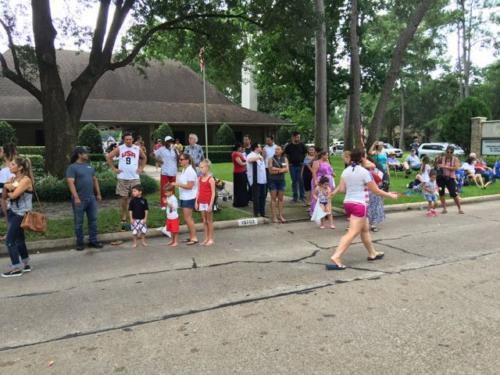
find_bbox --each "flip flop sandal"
[367,253,385,261]
[110,240,123,246]
[325,263,346,271]
[186,240,199,246]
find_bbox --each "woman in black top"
[267,145,289,223]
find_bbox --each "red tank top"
[198,176,213,204]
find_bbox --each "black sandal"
[186,240,198,246]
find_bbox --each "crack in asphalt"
[373,240,430,259]
[2,248,499,353]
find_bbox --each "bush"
[152,123,173,142]
[277,125,294,145]
[34,169,159,202]
[78,123,103,154]
[0,121,17,146]
[18,154,45,177]
[215,123,235,145]
[17,146,45,156]
[440,97,491,152]
[89,153,106,162]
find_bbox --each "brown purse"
[20,183,48,233]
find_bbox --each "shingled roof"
[0,50,287,126]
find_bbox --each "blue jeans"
[6,210,29,268]
[73,196,98,245]
[289,165,305,201]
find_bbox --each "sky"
[0,0,498,71]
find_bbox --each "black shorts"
[437,176,457,198]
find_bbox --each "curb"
[0,217,269,256]
[1,194,498,256]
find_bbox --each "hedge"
[17,146,45,156]
[35,171,158,202]
[78,123,103,154]
[205,151,232,163]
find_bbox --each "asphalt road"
[1,201,500,374]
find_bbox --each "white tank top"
[118,144,140,180]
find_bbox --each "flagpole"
[199,47,209,159]
[202,65,209,159]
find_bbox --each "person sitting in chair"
[462,157,486,189]
[387,152,403,172]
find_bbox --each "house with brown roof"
[0,50,288,147]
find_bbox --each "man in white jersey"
[106,132,147,229]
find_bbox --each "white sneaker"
[160,207,167,211]
[160,227,171,238]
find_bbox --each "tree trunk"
[32,0,75,178]
[367,0,435,147]
[348,0,362,151]
[314,0,328,152]
[399,81,405,150]
[344,96,352,149]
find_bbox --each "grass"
[211,157,500,207]
[0,190,250,241]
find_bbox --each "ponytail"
[14,156,34,186]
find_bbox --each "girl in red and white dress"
[195,160,216,246]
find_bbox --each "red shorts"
[166,218,180,233]
[343,202,368,218]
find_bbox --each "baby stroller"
[213,178,232,212]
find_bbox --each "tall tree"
[314,0,328,151]
[366,0,436,147]
[346,0,362,150]
[0,0,259,177]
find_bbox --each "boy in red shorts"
[164,184,179,246]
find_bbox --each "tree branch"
[0,53,42,102]
[109,12,259,70]
[89,0,111,66]
[0,18,23,78]
[102,0,135,60]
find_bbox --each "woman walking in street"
[231,143,249,207]
[435,145,464,214]
[173,154,198,245]
[326,149,398,270]
[2,157,34,277]
[268,145,289,223]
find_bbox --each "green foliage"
[78,123,103,154]
[17,146,45,156]
[0,121,17,146]
[276,126,295,146]
[20,154,45,177]
[472,61,500,119]
[215,123,235,145]
[152,123,173,142]
[440,97,491,151]
[34,171,158,202]
[280,106,314,143]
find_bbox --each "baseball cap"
[164,136,174,142]
[74,146,89,154]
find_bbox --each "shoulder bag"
[21,182,48,233]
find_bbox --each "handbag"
[21,184,47,233]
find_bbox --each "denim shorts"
[268,180,286,192]
[180,198,196,209]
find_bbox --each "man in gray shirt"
[66,147,103,251]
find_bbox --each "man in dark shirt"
[284,131,307,203]
[66,147,103,251]
[243,134,252,156]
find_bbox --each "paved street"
[1,201,500,374]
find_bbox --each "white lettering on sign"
[238,218,259,226]
[481,139,500,155]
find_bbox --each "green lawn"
[212,157,500,207]
[0,190,250,241]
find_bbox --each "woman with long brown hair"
[326,149,398,270]
[2,157,34,277]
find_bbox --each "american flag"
[198,47,205,71]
